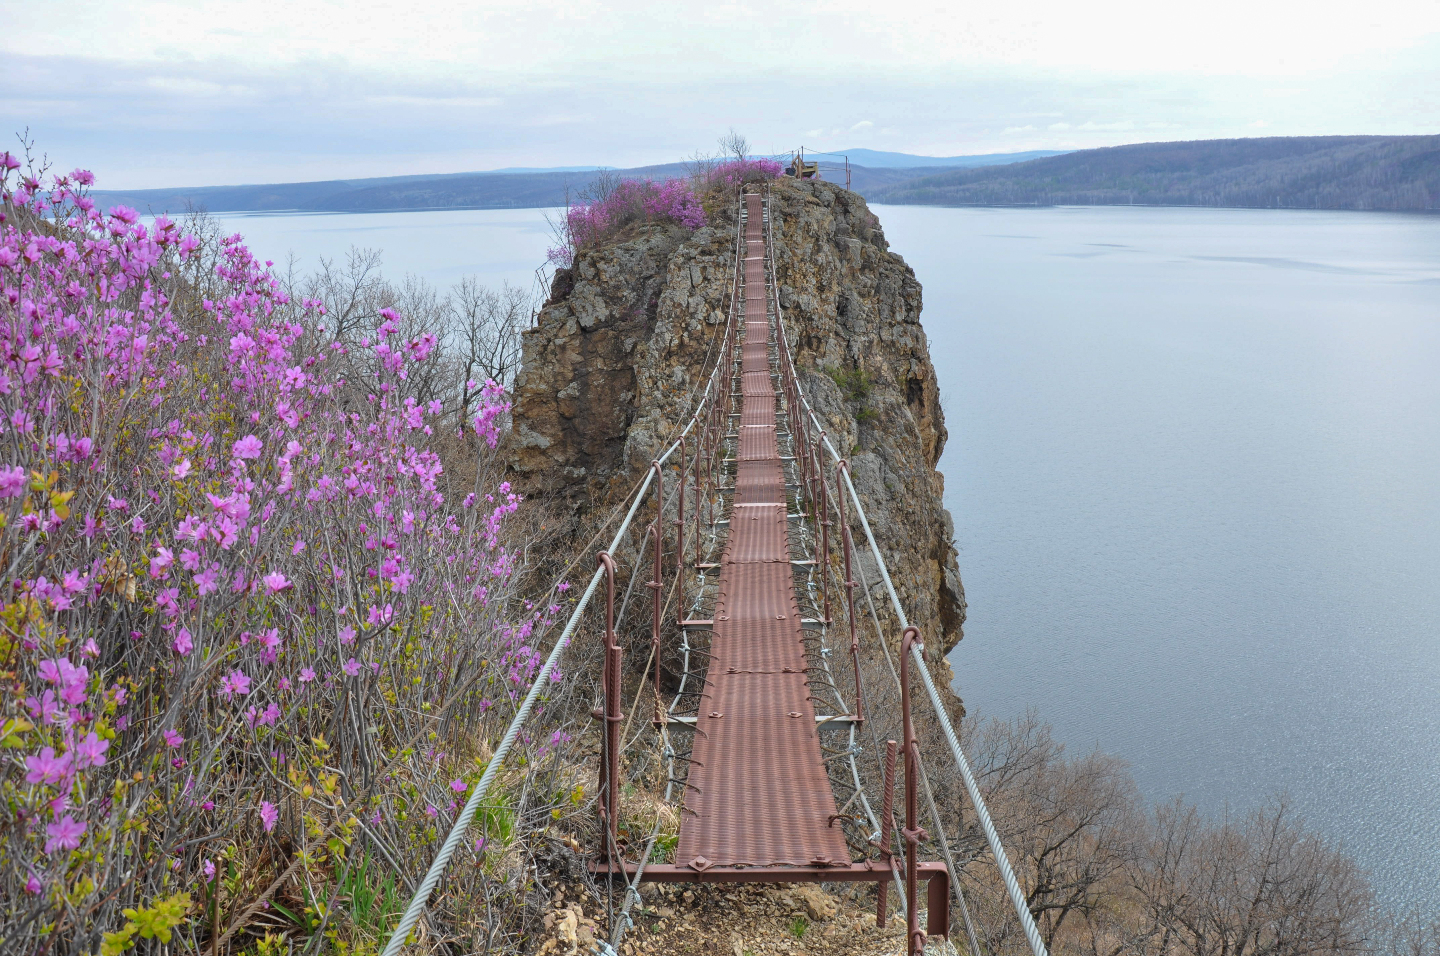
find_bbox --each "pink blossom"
[173,627,193,656]
[342,658,361,677]
[232,435,263,459]
[262,571,290,593]
[219,669,252,698]
[73,732,108,769]
[259,800,278,832]
[163,729,185,748]
[450,778,467,793]
[194,566,220,595]
[0,465,27,500]
[299,667,316,683]
[25,747,71,785]
[149,546,174,579]
[44,815,86,854]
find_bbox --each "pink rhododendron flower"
[232,435,262,459]
[149,546,174,579]
[173,627,193,656]
[0,466,26,498]
[259,801,278,832]
[163,729,184,748]
[342,658,361,677]
[73,732,108,769]
[219,669,252,698]
[44,815,86,854]
[25,747,71,785]
[262,572,290,593]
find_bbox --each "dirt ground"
[536,880,956,956]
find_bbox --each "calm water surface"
[873,204,1440,911]
[218,208,557,292]
[223,204,1440,910]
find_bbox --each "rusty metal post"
[837,461,863,723]
[811,442,823,528]
[646,523,663,702]
[877,738,898,928]
[819,439,831,623]
[647,460,665,703]
[694,413,703,572]
[900,626,928,956]
[595,553,625,866]
[676,436,686,624]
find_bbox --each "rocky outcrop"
[507,178,965,654]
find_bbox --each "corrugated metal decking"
[676,194,852,870]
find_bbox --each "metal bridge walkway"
[386,187,1047,956]
[674,193,851,870]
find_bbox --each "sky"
[3,0,1438,189]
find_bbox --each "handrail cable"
[764,184,1050,956]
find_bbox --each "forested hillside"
[868,135,1440,211]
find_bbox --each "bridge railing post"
[818,430,831,624]
[900,626,929,956]
[877,738,898,928]
[675,437,686,628]
[837,460,864,724]
[596,552,624,866]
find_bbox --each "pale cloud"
[1,1,1436,186]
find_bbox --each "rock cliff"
[507,177,966,654]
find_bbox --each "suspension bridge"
[382,189,1049,956]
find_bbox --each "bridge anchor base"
[590,861,950,938]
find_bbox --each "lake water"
[214,208,558,294]
[219,204,1440,911]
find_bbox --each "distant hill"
[820,148,1069,168]
[90,137,1439,215]
[88,152,1062,216]
[867,136,1440,211]
[88,165,691,216]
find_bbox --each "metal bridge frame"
[590,190,944,954]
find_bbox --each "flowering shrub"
[545,157,783,268]
[547,175,706,267]
[702,157,783,194]
[0,150,583,954]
